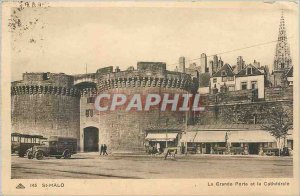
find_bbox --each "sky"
[9,1,299,81]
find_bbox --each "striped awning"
[145,133,178,141]
[181,131,227,143]
[227,131,276,143]
[181,132,197,142]
[194,131,227,142]
[181,130,278,143]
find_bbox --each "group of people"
[100,144,108,156]
[146,143,162,155]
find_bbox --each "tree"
[261,105,293,155]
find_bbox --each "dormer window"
[221,71,227,76]
[246,67,253,75]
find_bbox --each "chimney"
[179,56,186,73]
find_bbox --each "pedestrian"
[103,144,108,155]
[156,143,160,154]
[100,144,104,156]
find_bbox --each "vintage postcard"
[1,1,299,196]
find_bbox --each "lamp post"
[166,129,168,148]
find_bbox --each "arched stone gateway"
[83,127,99,152]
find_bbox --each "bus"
[11,133,47,157]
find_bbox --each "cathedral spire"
[273,10,292,72]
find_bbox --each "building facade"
[210,64,265,99]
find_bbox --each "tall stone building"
[272,12,293,87]
[179,56,186,73]
[200,53,207,73]
[213,55,219,73]
[218,57,224,68]
[208,60,214,75]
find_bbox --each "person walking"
[156,143,160,154]
[103,144,108,155]
[100,144,104,156]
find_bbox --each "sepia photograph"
[1,1,299,196]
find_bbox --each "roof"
[227,131,276,143]
[181,131,227,142]
[144,124,185,131]
[11,133,45,138]
[186,124,263,131]
[181,130,276,143]
[199,73,211,87]
[212,64,235,77]
[145,133,178,141]
[236,64,264,77]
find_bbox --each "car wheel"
[18,152,25,157]
[35,151,44,160]
[63,150,71,159]
[27,150,33,159]
[56,156,62,159]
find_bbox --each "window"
[228,86,235,91]
[85,109,93,117]
[241,82,247,90]
[251,81,257,89]
[11,136,17,142]
[213,78,217,83]
[247,67,253,75]
[232,143,241,147]
[222,77,227,82]
[221,71,226,76]
[87,97,95,103]
[228,76,234,81]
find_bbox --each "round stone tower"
[93,62,198,153]
[11,72,80,140]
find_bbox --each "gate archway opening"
[84,127,99,152]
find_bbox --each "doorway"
[84,127,99,152]
[248,143,259,155]
[205,143,212,154]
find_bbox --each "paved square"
[11,153,293,179]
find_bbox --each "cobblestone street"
[11,153,293,179]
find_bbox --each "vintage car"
[27,136,77,160]
[11,133,47,157]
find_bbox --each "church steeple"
[273,10,292,72]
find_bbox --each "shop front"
[180,124,283,156]
[227,130,277,155]
[181,131,228,154]
[145,132,179,154]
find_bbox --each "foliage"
[261,105,292,142]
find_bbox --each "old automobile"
[11,133,47,157]
[27,136,77,160]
